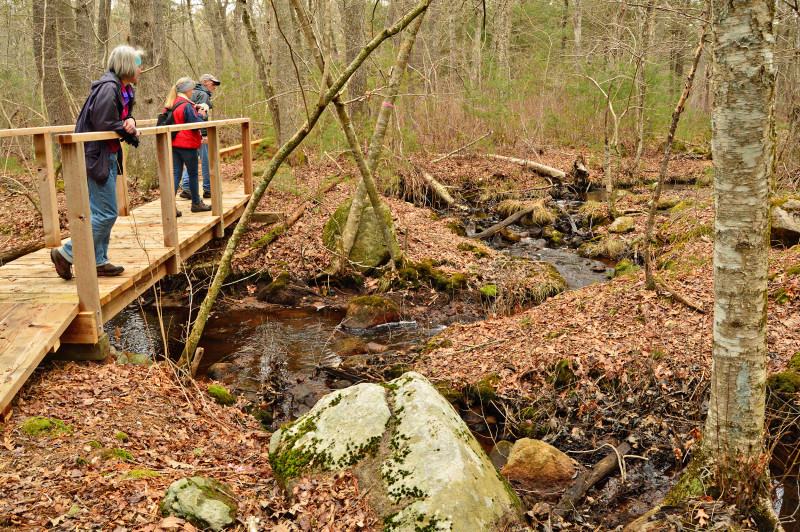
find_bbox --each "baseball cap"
[200,74,221,85]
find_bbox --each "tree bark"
[240,0,283,144]
[179,0,432,371]
[703,0,774,466]
[33,0,72,126]
[342,0,367,117]
[631,1,655,173]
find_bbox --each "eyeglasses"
[136,56,142,67]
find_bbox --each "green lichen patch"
[207,385,236,406]
[21,416,72,438]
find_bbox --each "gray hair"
[107,45,142,80]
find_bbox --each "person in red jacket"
[164,77,211,214]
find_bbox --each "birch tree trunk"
[342,0,367,117]
[573,0,582,56]
[703,0,774,471]
[32,0,72,126]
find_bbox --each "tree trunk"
[128,0,160,188]
[631,1,654,173]
[492,0,512,79]
[342,0,367,117]
[33,0,72,126]
[661,0,781,521]
[240,0,283,145]
[96,0,111,70]
[703,0,774,469]
[573,0,582,55]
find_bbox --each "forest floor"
[1,143,799,531]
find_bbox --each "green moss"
[467,374,499,403]
[579,200,609,226]
[516,420,540,438]
[614,259,640,277]
[21,416,72,437]
[115,432,129,442]
[269,417,324,486]
[252,407,273,428]
[88,440,102,448]
[434,382,462,405]
[787,352,800,372]
[126,469,159,478]
[787,266,800,276]
[520,406,538,420]
[104,448,133,461]
[767,371,800,395]
[547,359,577,389]
[457,242,489,258]
[207,385,236,406]
[446,221,467,237]
[387,364,412,379]
[480,284,498,299]
[773,287,791,305]
[670,200,695,213]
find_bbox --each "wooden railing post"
[32,133,61,248]
[207,126,224,238]
[116,145,131,216]
[61,141,102,340]
[155,132,180,274]
[241,121,253,194]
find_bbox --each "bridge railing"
[16,118,253,341]
[0,120,157,247]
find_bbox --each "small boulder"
[207,385,236,406]
[771,201,800,245]
[332,336,368,357]
[115,352,152,366]
[656,198,681,210]
[342,296,401,329]
[501,438,576,488]
[207,363,236,381]
[490,440,514,470]
[608,216,635,234]
[160,476,237,531]
[366,342,388,353]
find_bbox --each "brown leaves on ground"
[0,361,376,530]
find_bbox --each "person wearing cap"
[50,45,143,281]
[179,73,220,200]
[165,76,212,214]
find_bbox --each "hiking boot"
[203,190,211,199]
[179,189,191,199]
[191,201,212,213]
[96,263,124,276]
[176,209,182,218]
[50,248,72,280]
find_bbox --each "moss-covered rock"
[115,352,152,366]
[342,296,401,329]
[579,200,609,226]
[332,336,368,357]
[268,373,525,530]
[21,416,72,437]
[767,371,800,395]
[542,226,564,245]
[161,476,238,531]
[434,382,463,405]
[608,216,635,234]
[446,220,467,237]
[614,259,640,277]
[578,236,628,260]
[207,385,236,406]
[467,374,500,403]
[323,199,396,272]
[656,198,682,210]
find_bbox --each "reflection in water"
[508,245,611,291]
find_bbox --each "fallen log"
[554,441,632,518]
[419,170,468,210]
[473,206,535,240]
[431,131,493,163]
[485,153,566,181]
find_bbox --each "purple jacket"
[74,70,139,184]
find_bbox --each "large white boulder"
[269,372,525,531]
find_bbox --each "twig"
[655,276,707,314]
[431,131,493,163]
[474,207,535,240]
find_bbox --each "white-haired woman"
[51,45,142,280]
[163,77,211,215]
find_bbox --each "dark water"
[508,244,612,290]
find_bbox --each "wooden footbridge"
[0,118,257,420]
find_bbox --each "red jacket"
[170,97,201,149]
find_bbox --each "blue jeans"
[173,147,201,204]
[180,143,210,192]
[58,152,118,266]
